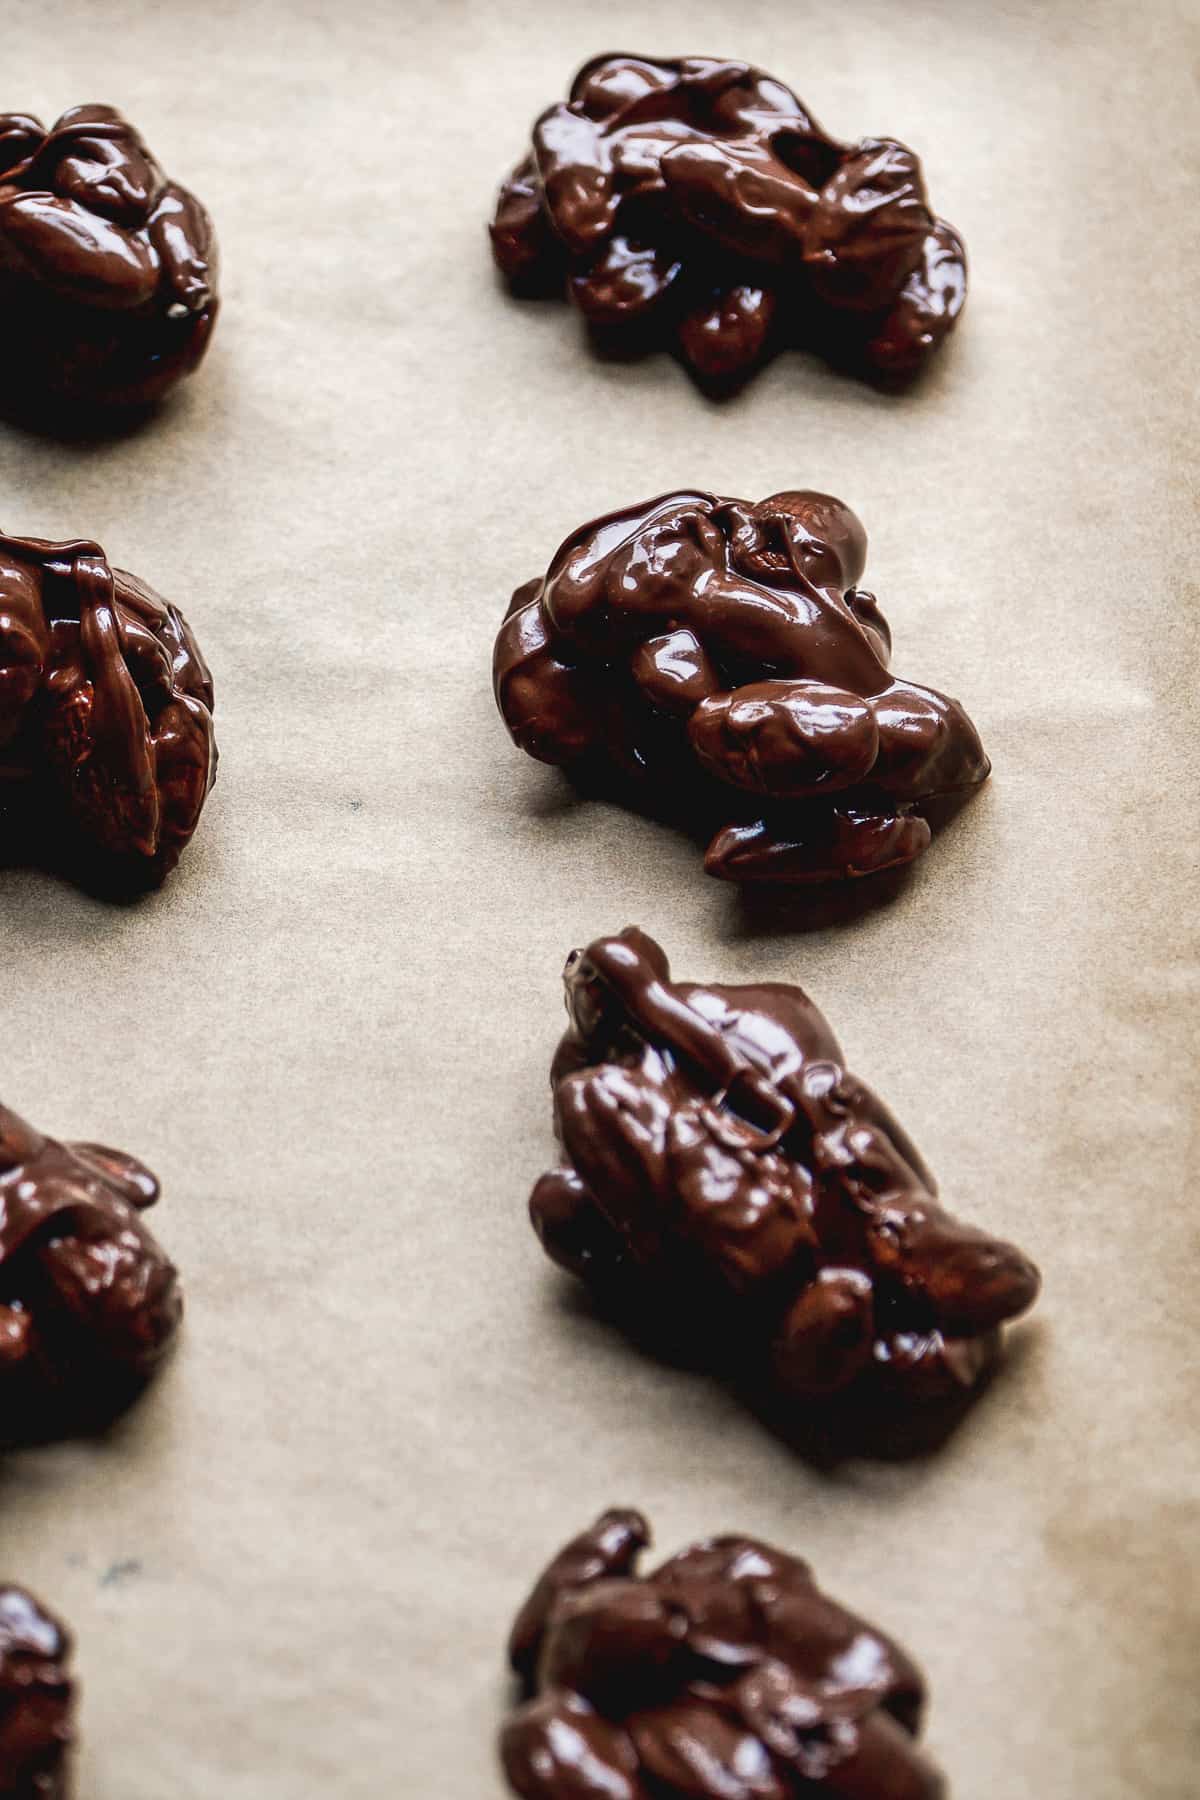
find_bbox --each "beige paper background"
[0,1,1196,1794]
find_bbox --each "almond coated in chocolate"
[0,1102,182,1440]
[0,105,217,417]
[0,1587,74,1798]
[494,491,988,887]
[0,530,216,887]
[530,930,1039,1429]
[502,1510,945,1798]
[491,55,966,391]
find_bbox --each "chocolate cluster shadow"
[0,791,173,904]
[552,1277,1031,1471]
[540,763,984,935]
[0,386,164,446]
[532,293,955,403]
[726,788,983,939]
[0,1364,170,1453]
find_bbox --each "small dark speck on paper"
[100,1559,143,1588]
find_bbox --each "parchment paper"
[0,2,1196,1795]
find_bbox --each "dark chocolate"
[502,1510,945,1798]
[0,1587,74,1799]
[0,105,217,417]
[528,930,1039,1433]
[490,56,966,391]
[495,491,987,887]
[0,1102,182,1439]
[0,530,216,887]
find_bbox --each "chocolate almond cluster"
[502,1509,945,1799]
[0,1102,182,1439]
[0,1587,74,1798]
[530,930,1039,1427]
[495,490,987,885]
[491,55,966,390]
[0,530,216,886]
[0,105,217,415]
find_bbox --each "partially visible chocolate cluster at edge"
[0,105,217,416]
[529,930,1039,1430]
[491,55,966,391]
[502,1509,945,1799]
[0,1102,182,1439]
[495,490,988,886]
[0,530,216,887]
[0,1587,75,1798]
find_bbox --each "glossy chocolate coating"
[0,1102,182,1439]
[0,105,217,416]
[495,491,987,886]
[502,1510,945,1799]
[0,1587,74,1799]
[0,530,216,887]
[529,930,1039,1427]
[490,55,966,391]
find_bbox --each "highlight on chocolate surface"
[527,929,1040,1439]
[491,54,966,392]
[502,1509,946,1798]
[495,490,988,888]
